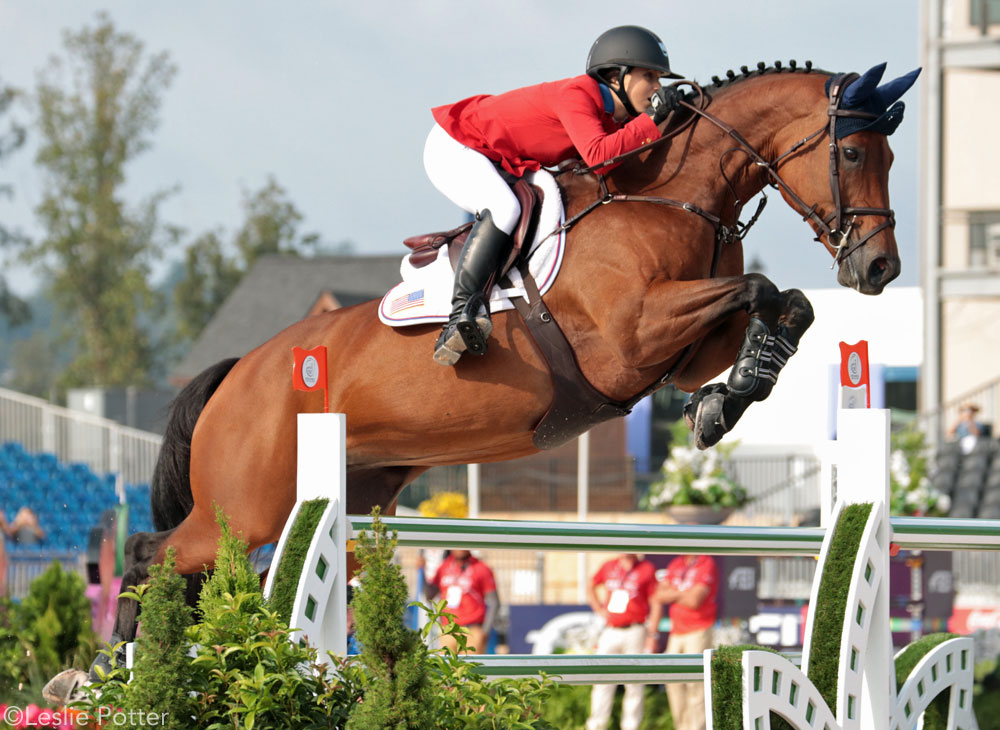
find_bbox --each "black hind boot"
[433,209,513,366]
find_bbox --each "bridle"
[561,72,896,273]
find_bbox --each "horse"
[94,61,914,677]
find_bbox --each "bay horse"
[97,62,912,676]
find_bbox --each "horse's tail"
[151,357,240,532]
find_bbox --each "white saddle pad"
[378,169,565,327]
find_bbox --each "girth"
[508,264,630,449]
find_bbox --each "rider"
[425,25,685,366]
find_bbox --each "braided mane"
[697,60,832,92]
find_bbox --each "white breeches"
[423,123,521,236]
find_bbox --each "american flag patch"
[389,289,424,314]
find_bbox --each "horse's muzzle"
[838,249,901,295]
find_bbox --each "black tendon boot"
[433,209,513,366]
[726,318,798,401]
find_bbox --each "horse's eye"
[843,147,860,162]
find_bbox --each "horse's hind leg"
[87,528,175,681]
[686,287,814,449]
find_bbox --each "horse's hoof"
[693,392,728,450]
[684,383,727,432]
[43,668,91,705]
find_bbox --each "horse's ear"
[874,67,921,108]
[842,62,887,107]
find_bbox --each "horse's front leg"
[685,284,814,449]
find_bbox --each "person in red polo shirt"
[424,25,684,366]
[648,554,719,730]
[426,549,498,654]
[585,553,659,730]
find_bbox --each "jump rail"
[261,410,995,727]
[348,515,1000,554]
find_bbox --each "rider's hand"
[646,86,683,124]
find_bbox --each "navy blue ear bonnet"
[824,63,921,139]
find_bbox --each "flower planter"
[664,505,734,525]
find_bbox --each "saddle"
[403,178,543,276]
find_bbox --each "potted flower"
[890,429,950,517]
[642,421,748,524]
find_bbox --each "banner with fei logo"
[839,340,870,409]
[292,346,329,413]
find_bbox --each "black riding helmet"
[586,25,681,117]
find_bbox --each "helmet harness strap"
[612,65,641,118]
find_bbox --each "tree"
[0,74,30,326]
[173,175,319,343]
[28,12,176,388]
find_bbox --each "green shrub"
[348,506,435,729]
[124,548,194,728]
[538,684,676,730]
[0,561,96,702]
[975,654,1000,730]
[69,505,558,729]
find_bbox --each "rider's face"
[621,67,662,113]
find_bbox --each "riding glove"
[646,86,683,124]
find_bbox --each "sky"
[0,1,922,296]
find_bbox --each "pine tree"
[196,506,263,631]
[125,547,193,729]
[347,507,435,730]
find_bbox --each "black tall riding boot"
[433,209,513,366]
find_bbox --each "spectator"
[585,553,658,730]
[648,554,719,730]
[948,402,987,455]
[425,549,498,654]
[5,506,45,546]
[84,509,121,639]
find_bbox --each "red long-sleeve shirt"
[432,74,660,177]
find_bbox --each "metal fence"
[4,550,87,599]
[0,386,162,497]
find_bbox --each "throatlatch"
[726,318,798,401]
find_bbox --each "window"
[969,211,1000,269]
[970,0,1000,30]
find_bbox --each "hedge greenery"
[806,502,872,711]
[894,632,959,730]
[269,497,329,626]
[709,645,794,730]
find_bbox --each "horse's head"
[772,64,919,294]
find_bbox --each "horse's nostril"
[868,256,899,288]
